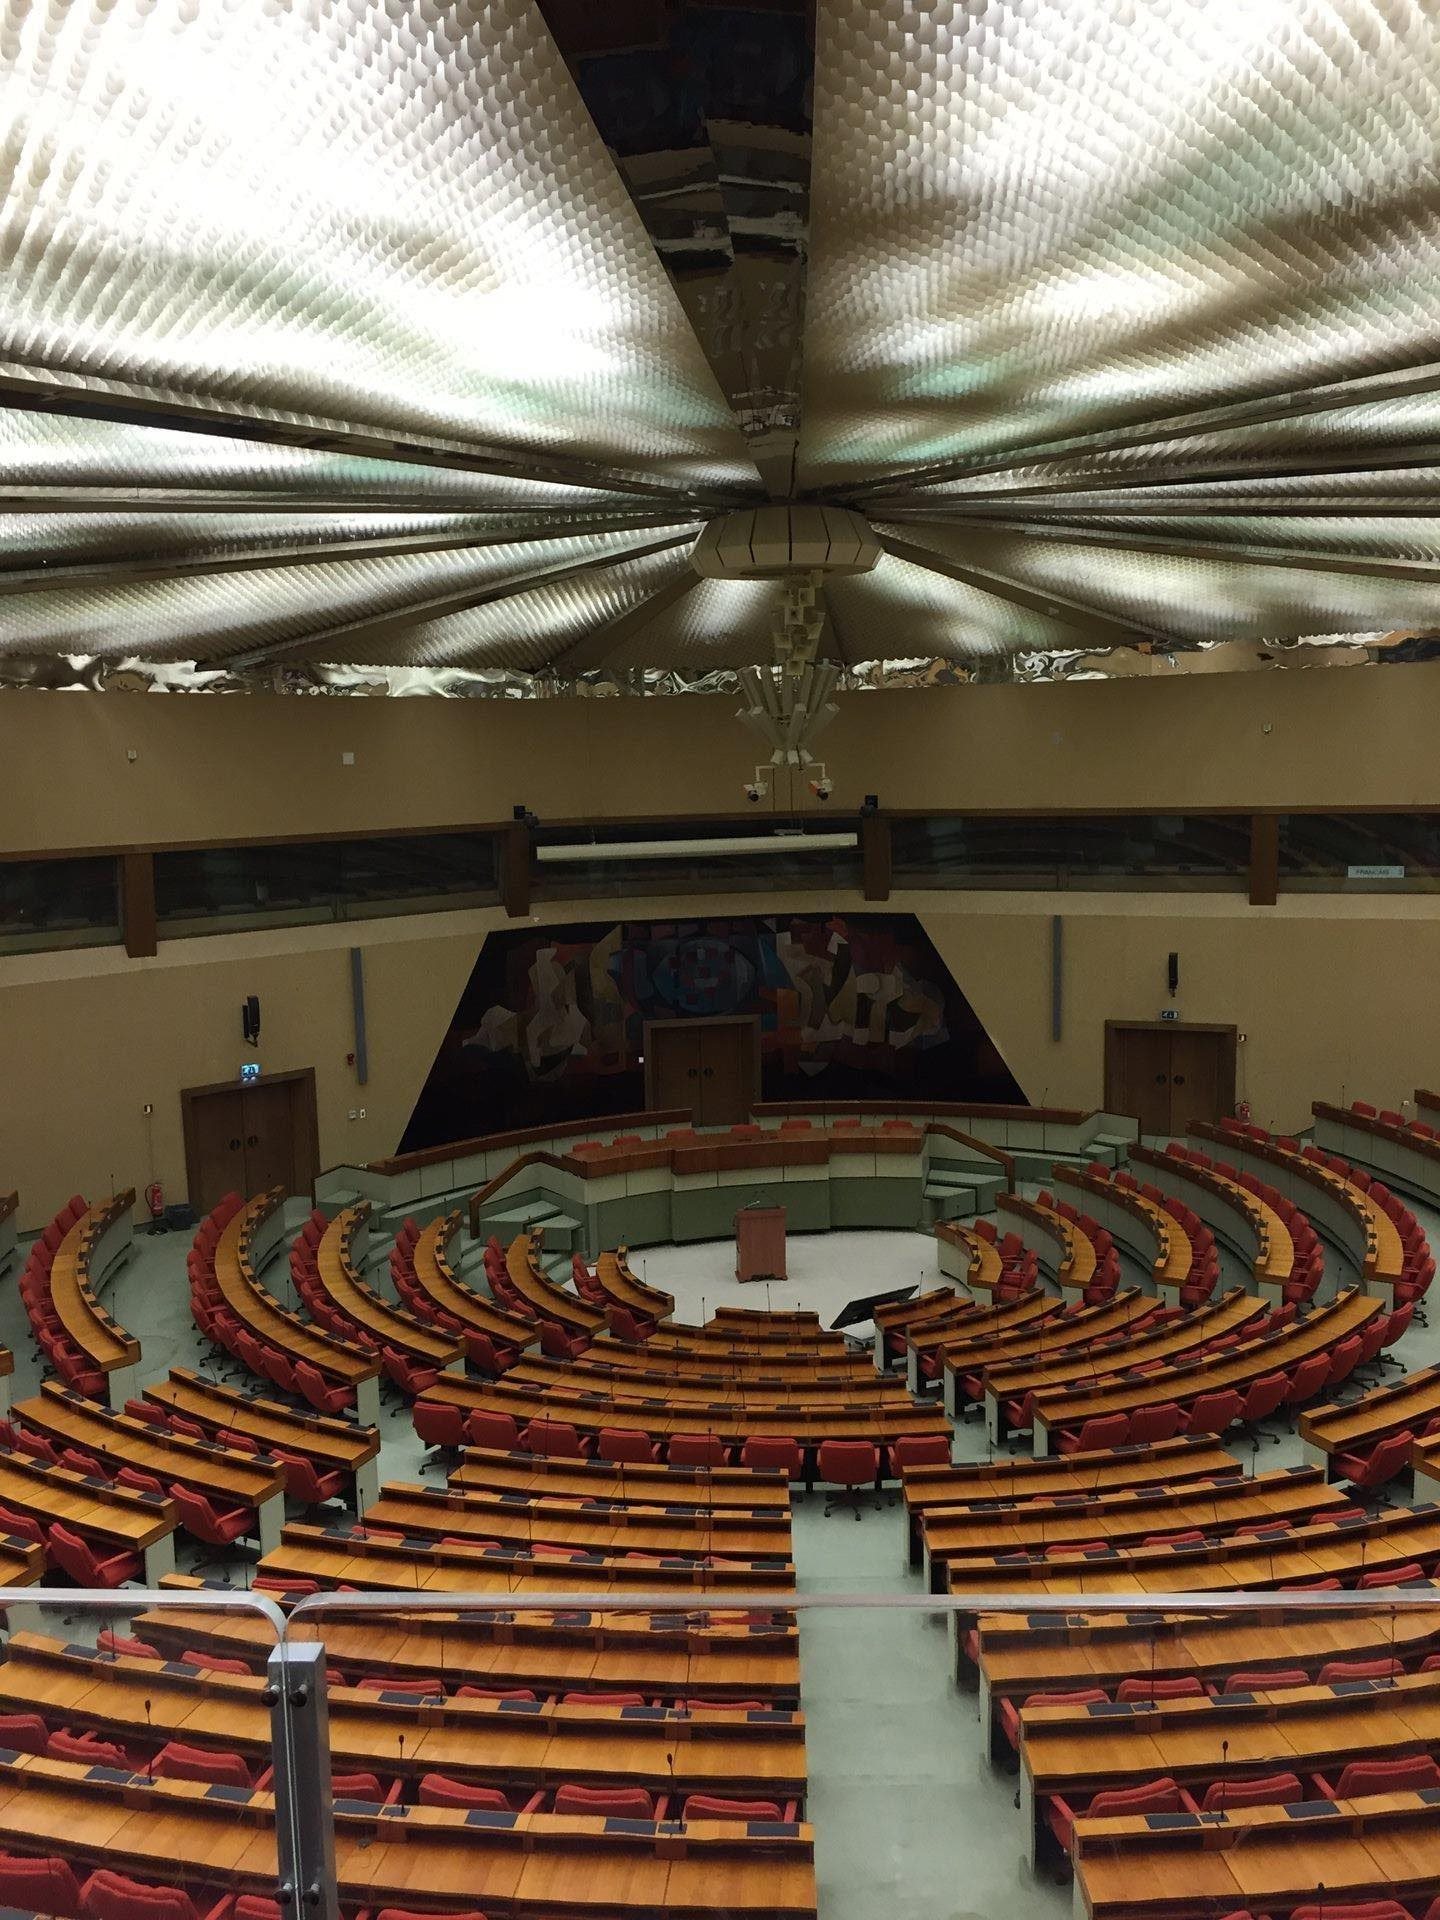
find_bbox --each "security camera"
[810,777,833,800]
[744,780,767,802]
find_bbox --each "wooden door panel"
[241,1080,300,1197]
[1106,1027,1174,1135]
[185,1088,247,1215]
[1168,1030,1234,1132]
[649,1026,702,1115]
[699,1023,749,1126]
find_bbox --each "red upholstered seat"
[0,1851,81,1918]
[740,1435,803,1478]
[682,1794,796,1822]
[553,1782,661,1819]
[1198,1770,1303,1811]
[154,1741,250,1787]
[1047,1775,1197,1853]
[668,1433,730,1467]
[81,1871,202,1920]
[598,1427,662,1465]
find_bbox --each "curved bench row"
[18,1192,129,1407]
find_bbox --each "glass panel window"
[890,815,1249,890]
[0,855,120,952]
[1278,813,1440,891]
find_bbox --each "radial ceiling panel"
[3,0,1440,684]
[0,0,758,493]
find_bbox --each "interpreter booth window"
[0,856,121,953]
[154,832,499,936]
[1278,813,1440,891]
[889,814,1249,889]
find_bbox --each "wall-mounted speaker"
[1166,952,1179,997]
[242,995,261,1047]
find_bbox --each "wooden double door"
[1104,1022,1237,1136]
[644,1018,758,1126]
[181,1069,320,1216]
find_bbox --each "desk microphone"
[144,1698,153,1777]
[667,1749,678,1825]
[1217,1736,1229,1814]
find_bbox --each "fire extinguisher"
[1235,1100,1251,1124]
[144,1182,165,1235]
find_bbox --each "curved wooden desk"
[901,1291,1062,1394]
[1029,1286,1380,1456]
[1300,1359,1440,1476]
[599,1249,675,1321]
[1132,1143,1294,1298]
[143,1366,382,1512]
[217,1190,382,1423]
[502,1352,914,1408]
[1054,1164,1193,1291]
[319,1203,464,1370]
[412,1210,538,1354]
[506,1232,607,1336]
[998,1192,1097,1294]
[0,1447,175,1581]
[14,1380,287,1552]
[49,1193,138,1408]
[1314,1095,1440,1213]
[936,1293,1162,1419]
[452,1445,793,1513]
[982,1288,1268,1441]
[0,1752,818,1920]
[1198,1117,1409,1299]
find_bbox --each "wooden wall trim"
[860,813,892,902]
[1249,813,1280,907]
[119,851,157,958]
[499,821,532,919]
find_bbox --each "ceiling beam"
[888,515,1440,584]
[880,495,1440,521]
[839,356,1440,502]
[0,514,696,597]
[547,567,707,675]
[0,368,751,509]
[877,531,1172,650]
[223,530,699,671]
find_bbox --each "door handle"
[228,1137,241,1151]
[687,1067,698,1079]
[1172,1075,1186,1086]
[246,1133,259,1147]
[702,1067,714,1079]
[1154,1073,1167,1085]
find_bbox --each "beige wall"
[8,659,1440,854]
[3,883,1437,1230]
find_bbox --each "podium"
[735,1205,786,1283]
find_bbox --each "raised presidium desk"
[735,1204,787,1284]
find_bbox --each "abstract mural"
[400,913,1025,1151]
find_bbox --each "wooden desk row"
[0,1632,808,1804]
[1131,1143,1294,1298]
[933,1292,1167,1418]
[599,1250,675,1322]
[215,1191,382,1425]
[142,1366,382,1512]
[1299,1360,1440,1475]
[930,1222,1002,1302]
[0,1750,817,1920]
[900,1435,1246,1569]
[505,1233,607,1338]
[1195,1120,1408,1298]
[451,1446,794,1515]
[411,1211,539,1354]
[1313,1096,1440,1215]
[14,1381,288,1554]
[139,1590,804,1706]
[998,1192,1096,1294]
[897,1290,1063,1393]
[1053,1164,1194,1292]
[318,1203,464,1370]
[0,1443,176,1580]
[1028,1286,1381,1456]
[502,1351,912,1410]
[48,1194,138,1407]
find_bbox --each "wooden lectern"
[735,1205,786,1283]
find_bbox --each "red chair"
[888,1434,952,1470]
[0,1711,50,1752]
[417,1773,544,1813]
[1235,1371,1289,1444]
[1322,1334,1364,1392]
[1198,1769,1303,1811]
[1283,1351,1335,1408]
[539,1321,589,1362]
[81,1871,202,1920]
[563,1690,648,1707]
[680,1698,767,1712]
[122,1399,168,1429]
[1222,1669,1310,1693]
[609,1309,656,1345]
[1115,1675,1210,1703]
[462,1331,518,1374]
[817,1439,881,1519]
[553,1783,664,1820]
[47,1521,140,1587]
[520,1418,593,1459]
[0,1851,81,1918]
[413,1399,465,1458]
[294,1360,351,1416]
[381,1347,440,1397]
[98,1632,159,1660]
[668,1433,730,1468]
[50,1727,133,1769]
[739,1436,803,1480]
[154,1741,251,1787]
[998,1688,1107,1753]
[272,1448,345,1506]
[682,1794,796,1822]
[1046,1775,1197,1853]
[0,1502,45,1547]
[355,1675,445,1698]
[1334,1428,1415,1497]
[1184,1388,1244,1436]
[1055,1413,1130,1454]
[598,1427,661,1465]
[116,1466,167,1498]
[167,1484,254,1551]
[466,1409,521,1451]
[1127,1403,1185,1445]
[329,1772,402,1804]
[1311,1753,1440,1799]
[455,1685,538,1703]
[1357,1561,1426,1587]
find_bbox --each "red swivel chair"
[562,1690,646,1707]
[154,1741,251,1787]
[683,1794,796,1822]
[47,1521,140,1587]
[413,1399,466,1467]
[116,1466,167,1498]
[520,1417,593,1459]
[81,1873,201,1920]
[539,1321,590,1362]
[598,1427,661,1465]
[1357,1561,1426,1588]
[1115,1676,1210,1704]
[463,1332,518,1375]
[680,1698,766,1712]
[553,1783,664,1820]
[1184,1389,1244,1436]
[888,1434,952,1471]
[456,1685,540,1703]
[272,1448,345,1506]
[1046,1776,1197,1854]
[1055,1413,1130,1454]
[1318,1657,1403,1685]
[1322,1334,1364,1393]
[1235,1371,1289,1446]
[739,1436,804,1482]
[1222,1669,1309,1693]
[1334,1428,1415,1499]
[122,1399,169,1429]
[1312,1753,1440,1800]
[168,1484,254,1555]
[50,1728,133,1769]
[668,1433,730,1468]
[1126,1403,1185,1446]
[1283,1351,1335,1409]
[381,1347,440,1397]
[997,1689,1107,1753]
[466,1409,521,1451]
[816,1440,882,1519]
[293,1360,352,1416]
[0,1712,50,1753]
[608,1308,657,1345]
[98,1632,159,1660]
[417,1773,544,1813]
[0,1503,45,1547]
[1199,1770,1304,1811]
[0,1852,81,1918]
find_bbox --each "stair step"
[482,1203,560,1230]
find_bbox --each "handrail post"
[267,1642,338,1920]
